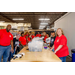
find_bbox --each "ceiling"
[0,12,67,29]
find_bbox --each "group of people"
[0,24,69,62]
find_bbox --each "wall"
[54,12,75,56]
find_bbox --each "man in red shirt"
[19,32,27,50]
[36,32,41,37]
[0,25,14,62]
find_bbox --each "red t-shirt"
[36,34,41,37]
[32,35,35,39]
[24,34,29,38]
[0,29,13,46]
[19,36,26,45]
[44,35,47,42]
[54,35,69,57]
[24,35,26,38]
[27,37,31,42]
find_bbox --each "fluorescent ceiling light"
[44,18,50,20]
[39,26,45,28]
[12,18,24,20]
[40,24,48,26]
[39,18,50,20]
[39,19,45,20]
[39,26,45,27]
[40,23,48,24]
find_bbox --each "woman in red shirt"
[19,32,27,50]
[24,32,29,38]
[50,28,69,62]
[31,32,35,39]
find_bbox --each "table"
[11,47,61,62]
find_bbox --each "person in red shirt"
[50,28,69,62]
[32,34,35,39]
[26,34,32,44]
[43,32,47,43]
[31,32,35,39]
[19,32,27,50]
[0,25,14,62]
[36,32,41,37]
[24,32,29,38]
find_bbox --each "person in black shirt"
[8,34,20,61]
[13,34,20,54]
[49,31,56,52]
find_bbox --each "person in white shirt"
[46,34,51,46]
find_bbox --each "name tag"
[51,39,54,41]
[57,39,59,42]
[9,35,11,37]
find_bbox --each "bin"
[71,49,75,62]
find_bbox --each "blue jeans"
[0,45,11,62]
[8,49,15,62]
[59,56,66,62]
[52,48,54,52]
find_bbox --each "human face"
[16,35,20,40]
[43,32,46,36]
[22,33,24,37]
[38,32,39,34]
[51,33,55,37]
[6,25,11,32]
[57,29,62,36]
[47,34,49,38]
[18,32,21,35]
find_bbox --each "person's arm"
[50,45,54,50]
[10,40,14,53]
[54,36,66,53]
[19,41,24,47]
[54,45,63,53]
[49,42,51,48]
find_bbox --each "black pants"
[15,47,20,54]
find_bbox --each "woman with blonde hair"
[50,28,69,62]
[31,31,35,39]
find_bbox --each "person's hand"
[49,47,52,49]
[49,48,52,51]
[11,48,14,53]
[54,50,57,54]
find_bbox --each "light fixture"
[40,23,48,24]
[39,26,45,28]
[39,18,50,20]
[0,21,5,22]
[12,18,24,20]
[39,26,45,29]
